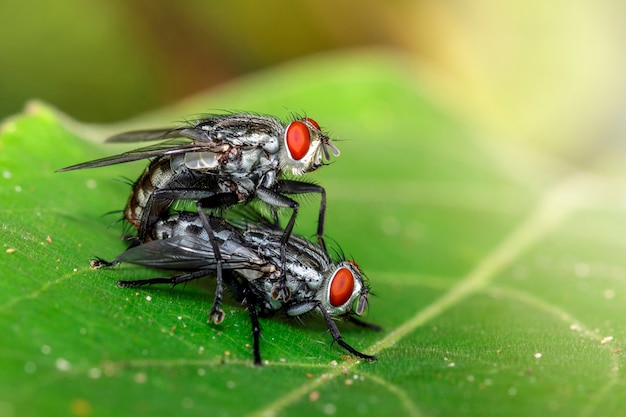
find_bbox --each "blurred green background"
[2,0,625,160]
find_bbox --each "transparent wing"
[116,235,270,271]
[106,128,186,143]
[56,139,218,171]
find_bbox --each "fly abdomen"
[125,157,173,233]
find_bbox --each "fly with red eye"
[94,208,379,365]
[58,113,341,315]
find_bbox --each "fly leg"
[118,269,210,288]
[255,187,301,301]
[196,193,239,325]
[345,316,383,332]
[315,302,376,362]
[275,180,327,253]
[227,276,264,365]
[90,257,120,269]
[243,286,263,366]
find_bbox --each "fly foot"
[209,306,225,324]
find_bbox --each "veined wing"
[56,138,225,171]
[116,235,272,272]
[105,127,187,143]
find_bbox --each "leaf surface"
[1,50,625,417]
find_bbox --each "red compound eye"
[305,117,320,130]
[285,121,311,161]
[329,267,355,307]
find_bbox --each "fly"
[58,113,341,301]
[97,209,379,365]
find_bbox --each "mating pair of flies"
[59,113,379,365]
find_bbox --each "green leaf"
[1,50,625,417]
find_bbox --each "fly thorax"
[224,176,254,199]
[231,147,266,174]
[255,279,285,311]
[287,263,323,290]
[256,132,280,154]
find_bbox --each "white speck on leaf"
[55,358,71,372]
[24,362,37,374]
[601,336,614,344]
[87,368,102,379]
[322,403,337,415]
[134,372,147,384]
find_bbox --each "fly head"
[280,118,340,176]
[319,260,368,317]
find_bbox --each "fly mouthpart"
[356,292,369,316]
[322,138,341,160]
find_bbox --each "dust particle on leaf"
[309,391,320,402]
[133,372,147,384]
[87,368,102,379]
[24,362,36,374]
[181,397,194,409]
[55,358,71,372]
[5,248,16,254]
[70,398,92,417]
